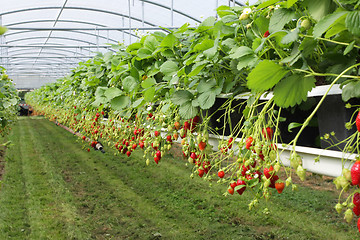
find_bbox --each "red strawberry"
[263,30,270,38]
[154,156,160,164]
[139,142,145,149]
[228,188,234,195]
[356,111,360,132]
[87,148,90,152]
[173,133,179,140]
[126,151,131,157]
[351,160,360,185]
[203,161,211,174]
[190,152,197,159]
[101,111,105,115]
[358,217,360,233]
[154,131,160,137]
[264,166,274,179]
[96,112,100,118]
[198,141,206,151]
[262,127,273,140]
[269,175,279,188]
[354,205,360,216]
[198,168,205,178]
[166,135,172,142]
[192,116,200,124]
[156,150,162,159]
[174,122,181,130]
[354,193,360,206]
[82,136,86,140]
[228,137,234,149]
[184,121,190,130]
[218,171,225,178]
[275,181,285,194]
[230,182,237,189]
[241,165,249,176]
[236,179,246,195]
[245,137,253,150]
[132,143,137,150]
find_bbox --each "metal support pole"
[171,0,174,27]
[141,0,145,34]
[128,0,132,44]
[215,0,218,18]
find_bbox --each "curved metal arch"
[6,46,91,57]
[139,0,201,23]
[4,29,135,45]
[0,6,159,28]
[4,19,133,43]
[6,36,104,49]
[7,58,78,65]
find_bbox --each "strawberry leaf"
[345,11,360,37]
[179,101,198,119]
[171,90,193,105]
[111,96,130,111]
[247,60,288,92]
[273,74,315,108]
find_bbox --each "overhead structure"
[0,0,248,89]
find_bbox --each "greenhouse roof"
[0,0,251,89]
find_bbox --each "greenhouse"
[1,0,360,239]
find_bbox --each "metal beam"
[1,44,112,48]
[6,26,178,31]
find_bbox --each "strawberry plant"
[25,0,360,233]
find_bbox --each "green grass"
[0,117,357,239]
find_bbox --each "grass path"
[0,117,357,239]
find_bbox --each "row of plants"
[25,0,360,232]
[0,27,19,137]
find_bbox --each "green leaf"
[288,122,303,133]
[269,8,296,33]
[299,38,317,57]
[160,61,179,76]
[304,0,333,21]
[273,74,316,108]
[344,41,355,55]
[197,91,216,109]
[257,0,280,9]
[281,44,300,66]
[203,46,217,59]
[160,33,177,48]
[345,11,360,37]
[179,101,198,119]
[281,28,299,44]
[104,87,122,100]
[161,103,171,113]
[193,39,214,52]
[216,5,233,18]
[197,79,217,93]
[196,16,216,32]
[313,11,348,38]
[143,35,158,51]
[287,0,298,8]
[237,55,258,71]
[143,87,155,102]
[247,60,289,92]
[111,95,130,111]
[342,81,360,102]
[95,86,108,97]
[137,48,153,59]
[122,76,138,93]
[132,98,145,108]
[141,77,156,88]
[171,90,193,105]
[188,63,207,77]
[229,46,254,59]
